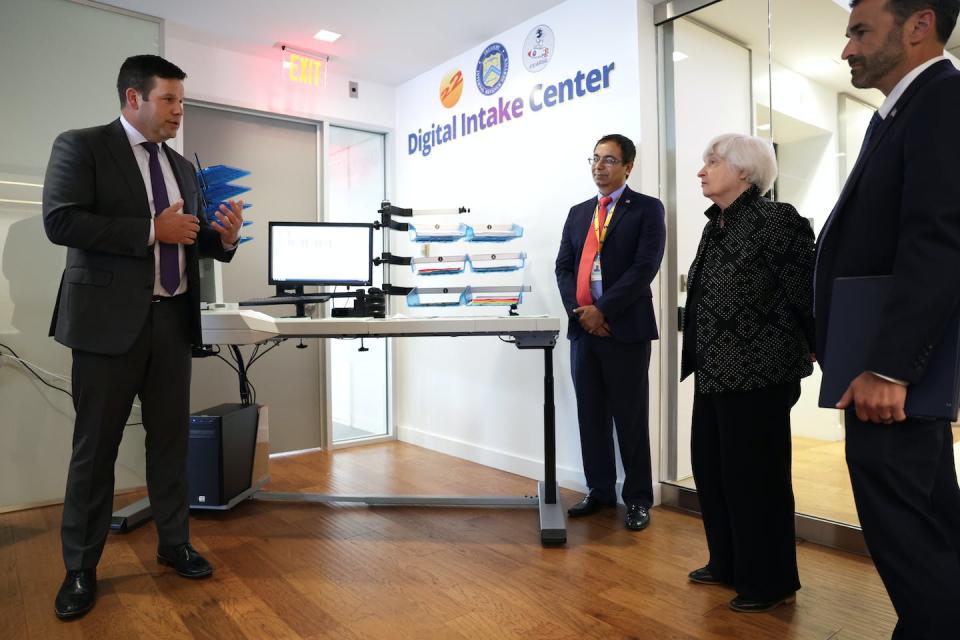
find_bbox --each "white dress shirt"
[119,114,188,297]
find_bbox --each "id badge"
[590,254,602,281]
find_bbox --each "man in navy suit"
[555,134,665,530]
[815,1,960,636]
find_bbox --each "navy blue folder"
[818,276,960,421]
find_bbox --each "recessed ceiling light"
[313,29,341,42]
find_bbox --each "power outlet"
[349,81,359,99]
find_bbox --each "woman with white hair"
[680,133,815,613]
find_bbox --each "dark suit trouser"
[570,334,653,507]
[845,413,960,639]
[690,379,801,601]
[61,296,193,570]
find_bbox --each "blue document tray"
[203,183,251,204]
[197,165,251,186]
[468,252,526,273]
[463,285,525,307]
[465,223,523,242]
[406,287,464,307]
[409,223,468,243]
[411,255,467,276]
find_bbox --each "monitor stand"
[275,285,309,318]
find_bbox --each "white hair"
[702,133,779,194]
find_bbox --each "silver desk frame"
[112,311,566,546]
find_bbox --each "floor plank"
[3,441,896,639]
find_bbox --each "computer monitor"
[268,222,374,287]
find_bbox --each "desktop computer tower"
[187,403,258,507]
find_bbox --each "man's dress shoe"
[625,504,650,530]
[567,495,616,517]
[157,542,214,578]
[688,566,724,585]
[55,569,96,620]
[729,593,796,613]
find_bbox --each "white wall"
[392,0,664,500]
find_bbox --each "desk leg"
[110,497,152,533]
[544,346,556,503]
[539,346,566,545]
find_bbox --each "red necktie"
[576,195,612,307]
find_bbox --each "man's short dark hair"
[116,55,187,107]
[851,0,960,43]
[595,134,637,165]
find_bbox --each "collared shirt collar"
[599,183,627,207]
[119,113,149,148]
[878,55,947,119]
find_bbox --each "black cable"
[229,345,251,406]
[498,336,517,344]
[1,341,143,426]
[0,341,73,399]
[247,339,283,370]
[214,353,241,375]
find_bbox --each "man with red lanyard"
[555,134,666,530]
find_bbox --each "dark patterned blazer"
[680,186,814,393]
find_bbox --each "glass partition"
[327,126,390,444]
[660,0,889,529]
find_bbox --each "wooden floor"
[2,442,896,639]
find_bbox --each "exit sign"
[282,48,328,88]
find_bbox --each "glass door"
[658,0,890,538]
[326,125,390,445]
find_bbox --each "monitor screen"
[268,222,374,286]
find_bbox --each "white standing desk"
[112,306,567,545]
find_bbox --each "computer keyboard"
[239,295,330,307]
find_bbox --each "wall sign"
[282,47,328,88]
[409,61,616,157]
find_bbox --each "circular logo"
[439,69,464,108]
[475,42,509,95]
[523,25,554,73]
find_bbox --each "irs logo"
[476,42,509,96]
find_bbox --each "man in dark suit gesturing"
[815,1,960,636]
[556,134,665,531]
[43,55,243,619]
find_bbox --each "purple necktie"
[142,142,181,295]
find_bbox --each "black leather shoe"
[729,593,796,613]
[567,495,616,517]
[157,543,213,579]
[55,569,96,620]
[688,566,724,585]
[625,504,650,530]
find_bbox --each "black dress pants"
[845,412,960,639]
[570,334,652,507]
[690,378,801,600]
[61,296,193,570]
